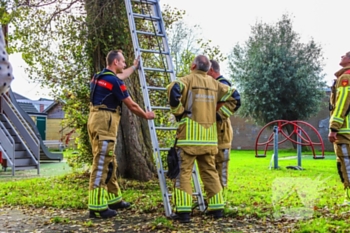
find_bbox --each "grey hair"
[193,55,211,72]
[210,59,220,73]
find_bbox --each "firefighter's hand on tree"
[145,111,155,120]
[328,131,338,143]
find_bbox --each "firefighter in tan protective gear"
[207,60,241,191]
[88,50,155,219]
[167,55,239,223]
[328,51,350,204]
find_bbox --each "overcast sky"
[9,0,350,99]
[161,0,349,83]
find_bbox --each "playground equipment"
[255,120,325,170]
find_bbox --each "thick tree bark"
[85,0,156,181]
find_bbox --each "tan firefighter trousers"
[215,148,230,188]
[335,143,350,189]
[87,105,122,211]
[173,148,224,212]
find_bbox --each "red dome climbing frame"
[255,120,325,159]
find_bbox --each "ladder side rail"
[124,0,172,217]
[124,0,164,173]
[1,113,39,166]
[149,2,177,82]
[1,97,40,163]
[0,120,15,168]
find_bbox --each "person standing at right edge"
[328,51,350,205]
[207,60,241,196]
[167,55,236,223]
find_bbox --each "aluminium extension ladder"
[124,0,206,217]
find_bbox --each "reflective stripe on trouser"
[335,144,350,188]
[215,148,230,188]
[88,140,122,211]
[174,148,224,212]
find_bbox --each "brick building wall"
[230,102,333,152]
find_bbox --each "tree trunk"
[85,0,155,181]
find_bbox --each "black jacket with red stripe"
[90,68,129,109]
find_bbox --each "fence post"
[297,128,302,167]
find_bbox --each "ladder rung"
[136,30,165,37]
[146,86,167,91]
[155,126,177,130]
[159,148,170,151]
[133,13,160,21]
[150,106,170,110]
[140,48,169,54]
[131,0,158,4]
[143,67,173,73]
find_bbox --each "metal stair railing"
[1,94,40,165]
[0,120,15,175]
[124,0,205,217]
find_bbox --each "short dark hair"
[347,52,350,58]
[106,50,123,66]
[210,60,220,73]
[193,55,211,72]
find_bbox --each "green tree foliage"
[228,14,326,126]
[166,12,226,77]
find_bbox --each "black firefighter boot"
[89,208,117,219]
[108,200,131,210]
[205,209,224,219]
[170,212,191,223]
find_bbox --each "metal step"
[14,158,37,167]
[15,142,26,151]
[13,165,39,171]
[15,150,31,158]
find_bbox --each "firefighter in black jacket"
[88,50,155,218]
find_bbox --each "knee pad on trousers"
[337,161,345,183]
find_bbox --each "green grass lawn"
[0,148,348,232]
